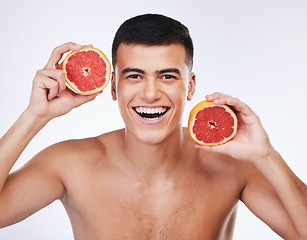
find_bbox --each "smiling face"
[112,43,195,144]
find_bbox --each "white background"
[0,0,306,239]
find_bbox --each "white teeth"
[144,117,159,121]
[135,107,167,114]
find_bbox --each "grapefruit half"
[188,101,238,146]
[62,47,111,95]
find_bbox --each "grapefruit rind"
[62,47,111,95]
[188,101,238,146]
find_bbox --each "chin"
[131,128,169,145]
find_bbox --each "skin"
[0,42,306,240]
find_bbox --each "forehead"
[115,43,188,72]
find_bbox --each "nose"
[141,78,161,102]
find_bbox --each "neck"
[123,127,186,179]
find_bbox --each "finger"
[56,43,94,70]
[44,42,83,70]
[82,44,93,48]
[35,69,67,100]
[206,92,254,117]
[72,91,102,108]
[37,69,67,95]
[206,92,240,112]
[36,75,59,101]
[206,92,231,103]
[206,92,241,109]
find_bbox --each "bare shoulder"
[0,130,126,226]
[26,129,125,172]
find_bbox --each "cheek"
[165,84,188,114]
[116,80,129,99]
[115,83,138,116]
[167,82,188,100]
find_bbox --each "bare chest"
[62,168,242,240]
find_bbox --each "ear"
[111,72,117,101]
[187,73,196,101]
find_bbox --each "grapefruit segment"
[188,101,238,146]
[62,47,111,95]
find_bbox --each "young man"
[0,14,306,239]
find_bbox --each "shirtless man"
[0,14,306,240]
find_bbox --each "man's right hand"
[26,42,101,122]
[0,43,103,227]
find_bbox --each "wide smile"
[133,106,170,121]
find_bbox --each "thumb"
[72,91,102,108]
[194,143,228,155]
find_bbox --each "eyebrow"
[158,68,181,75]
[121,67,181,75]
[122,68,145,74]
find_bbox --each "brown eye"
[127,74,141,80]
[162,75,176,80]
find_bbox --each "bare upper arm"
[240,164,299,239]
[0,142,66,228]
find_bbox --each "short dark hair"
[112,14,194,70]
